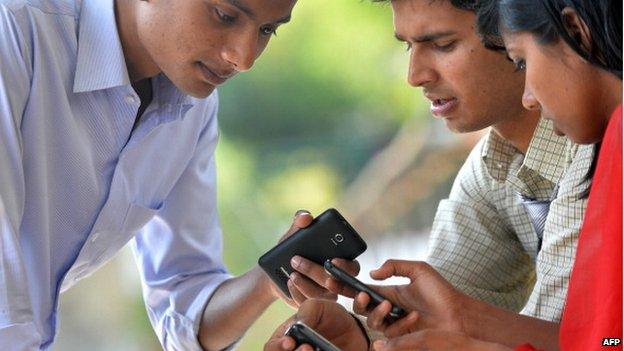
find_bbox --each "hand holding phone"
[259,209,367,298]
[324,259,407,321]
[285,322,341,351]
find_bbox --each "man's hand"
[328,259,469,337]
[372,330,512,351]
[288,256,360,306]
[264,299,369,351]
[267,210,360,308]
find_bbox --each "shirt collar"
[481,118,570,200]
[73,0,131,93]
[481,128,518,182]
[519,118,570,184]
[73,0,198,109]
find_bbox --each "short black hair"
[477,0,622,78]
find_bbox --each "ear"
[560,7,592,53]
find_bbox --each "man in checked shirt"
[266,0,595,350]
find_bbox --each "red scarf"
[559,105,623,350]
[515,105,623,351]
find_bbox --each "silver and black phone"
[285,321,341,351]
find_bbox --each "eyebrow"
[225,0,255,19]
[394,31,456,43]
[224,0,292,24]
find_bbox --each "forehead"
[231,0,297,18]
[391,0,476,36]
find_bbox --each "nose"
[407,50,437,87]
[522,86,540,111]
[221,32,258,72]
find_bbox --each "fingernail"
[282,338,294,349]
[294,209,310,217]
[290,272,298,283]
[373,340,386,349]
[291,256,301,269]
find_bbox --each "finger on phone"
[352,291,372,315]
[288,278,307,306]
[291,256,331,287]
[264,336,296,351]
[384,310,420,338]
[325,276,359,298]
[366,300,392,331]
[292,210,313,229]
[290,272,337,300]
[279,211,314,243]
[330,258,360,276]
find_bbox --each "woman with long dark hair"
[372,0,621,350]
[490,0,622,350]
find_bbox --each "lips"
[428,96,459,117]
[198,62,234,86]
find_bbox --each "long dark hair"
[477,0,622,78]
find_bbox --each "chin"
[176,82,216,99]
[185,85,216,99]
[445,119,483,134]
[168,71,217,99]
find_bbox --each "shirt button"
[125,95,138,104]
[90,232,100,243]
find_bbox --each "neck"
[491,108,541,154]
[115,0,160,82]
[600,71,623,122]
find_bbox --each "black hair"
[477,0,622,78]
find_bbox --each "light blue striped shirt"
[0,0,232,349]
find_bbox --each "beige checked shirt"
[427,118,594,322]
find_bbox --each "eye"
[260,25,278,36]
[215,7,235,23]
[433,41,456,52]
[513,58,526,72]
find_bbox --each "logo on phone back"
[330,233,344,246]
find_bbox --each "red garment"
[559,105,623,350]
[514,343,541,351]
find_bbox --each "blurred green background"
[54,0,479,350]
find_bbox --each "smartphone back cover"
[258,208,367,297]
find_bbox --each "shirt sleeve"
[426,138,535,311]
[0,4,43,350]
[520,144,593,321]
[131,96,233,351]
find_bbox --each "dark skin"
[263,299,369,351]
[113,1,360,350]
[343,260,558,350]
[267,260,558,350]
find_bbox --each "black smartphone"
[285,321,341,351]
[258,208,367,297]
[324,260,407,321]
